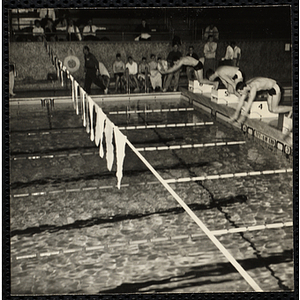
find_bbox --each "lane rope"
[135,141,246,152]
[125,139,263,292]
[10,140,246,160]
[164,168,293,183]
[11,221,292,261]
[10,128,84,136]
[11,168,292,198]
[118,122,214,130]
[109,107,194,114]
[10,121,213,136]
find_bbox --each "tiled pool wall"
[180,91,293,159]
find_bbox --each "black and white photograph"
[5,4,296,296]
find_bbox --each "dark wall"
[10,40,292,86]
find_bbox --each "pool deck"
[180,88,293,155]
[9,87,293,156]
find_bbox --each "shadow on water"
[10,161,210,190]
[96,250,292,293]
[10,195,247,237]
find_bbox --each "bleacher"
[10,9,173,42]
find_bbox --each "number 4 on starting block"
[244,101,279,120]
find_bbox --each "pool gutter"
[180,88,293,156]
[9,90,292,156]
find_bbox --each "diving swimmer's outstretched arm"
[159,61,184,74]
[193,69,218,86]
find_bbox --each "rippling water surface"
[10,97,293,294]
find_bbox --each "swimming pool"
[9,94,293,294]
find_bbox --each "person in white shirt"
[82,19,106,41]
[67,19,82,41]
[32,19,44,42]
[203,35,217,74]
[221,41,234,66]
[232,41,241,67]
[125,56,139,92]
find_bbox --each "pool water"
[10,96,293,294]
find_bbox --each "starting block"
[242,100,278,120]
[188,80,213,94]
[211,88,239,105]
[282,114,292,138]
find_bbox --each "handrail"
[125,69,130,94]
[11,30,172,42]
[145,66,148,93]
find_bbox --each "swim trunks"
[114,73,124,78]
[267,83,281,96]
[232,70,243,81]
[193,60,204,71]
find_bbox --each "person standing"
[113,53,125,93]
[83,46,107,94]
[203,35,217,74]
[232,41,241,67]
[221,41,234,66]
[163,44,182,92]
[186,46,199,81]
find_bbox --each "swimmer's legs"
[267,93,292,114]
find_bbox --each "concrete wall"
[10,40,292,85]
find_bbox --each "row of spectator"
[26,18,157,42]
[83,50,169,94]
[32,18,104,42]
[83,38,240,94]
[13,8,221,42]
